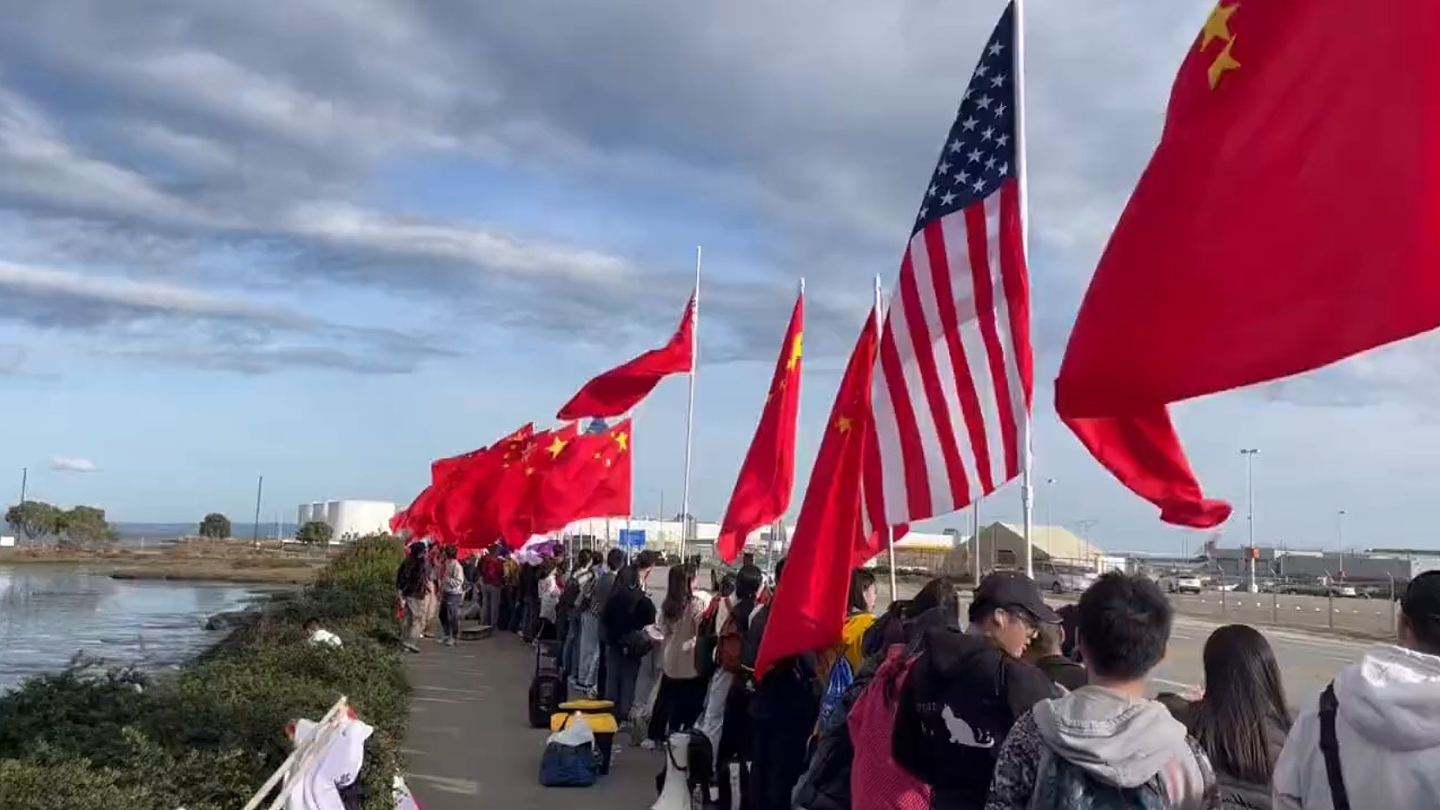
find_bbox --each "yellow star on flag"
[785,332,804,372]
[547,437,569,458]
[613,431,629,452]
[835,415,854,434]
[1200,2,1239,50]
[1208,36,1241,89]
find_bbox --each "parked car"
[1032,563,1098,594]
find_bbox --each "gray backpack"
[1028,751,1172,810]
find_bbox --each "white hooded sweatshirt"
[1273,644,1440,810]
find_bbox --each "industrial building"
[297,500,397,543]
[1197,546,1440,585]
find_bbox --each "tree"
[5,501,60,541]
[296,521,334,547]
[198,513,232,539]
[56,505,116,548]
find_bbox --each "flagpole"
[972,497,982,584]
[875,274,898,602]
[679,245,701,562]
[1013,0,1036,579]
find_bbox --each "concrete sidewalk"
[402,631,663,810]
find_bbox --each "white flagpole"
[1013,0,1036,579]
[876,274,898,602]
[679,246,701,562]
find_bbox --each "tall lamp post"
[1336,509,1346,575]
[1241,448,1260,593]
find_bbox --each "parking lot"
[882,577,1399,640]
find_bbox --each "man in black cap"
[1274,569,1440,810]
[890,571,1059,809]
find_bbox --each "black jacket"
[891,626,1054,809]
[600,583,655,643]
[1032,653,1088,692]
[395,557,427,598]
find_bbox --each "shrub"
[0,533,410,810]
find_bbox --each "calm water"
[0,565,269,691]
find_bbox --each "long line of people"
[407,541,1440,809]
[783,567,1440,810]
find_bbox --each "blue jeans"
[439,593,462,641]
[576,613,602,690]
[561,615,582,677]
[604,645,641,719]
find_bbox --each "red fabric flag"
[716,291,804,563]
[490,424,580,546]
[755,309,878,681]
[436,424,534,546]
[529,420,634,533]
[1056,0,1440,528]
[397,447,485,540]
[557,294,695,420]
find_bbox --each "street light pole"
[1241,448,1259,593]
[1336,508,1346,558]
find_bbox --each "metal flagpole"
[679,246,701,562]
[972,498,981,583]
[876,274,898,601]
[1013,0,1036,579]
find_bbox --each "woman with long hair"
[646,564,707,748]
[601,562,657,722]
[1160,624,1292,809]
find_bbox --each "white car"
[1169,576,1203,595]
[1033,565,1098,594]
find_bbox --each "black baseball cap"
[972,571,1060,624]
[1403,570,1440,624]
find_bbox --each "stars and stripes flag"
[867,1,1032,531]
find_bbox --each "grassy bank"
[0,534,409,810]
[0,541,328,585]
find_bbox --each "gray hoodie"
[986,686,1217,809]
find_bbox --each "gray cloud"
[0,0,1431,404]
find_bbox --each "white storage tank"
[310,502,326,526]
[298,503,314,526]
[329,500,398,541]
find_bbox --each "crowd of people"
[396,540,1440,810]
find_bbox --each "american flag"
[867,2,1033,530]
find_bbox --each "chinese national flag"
[716,290,804,563]
[755,308,877,681]
[437,424,534,547]
[1056,0,1440,528]
[395,447,486,540]
[529,420,634,533]
[557,294,695,420]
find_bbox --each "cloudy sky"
[3,0,1436,552]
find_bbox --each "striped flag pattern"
[869,2,1033,528]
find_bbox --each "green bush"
[0,533,410,810]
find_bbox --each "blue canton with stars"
[912,2,1016,235]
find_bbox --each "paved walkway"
[401,631,662,810]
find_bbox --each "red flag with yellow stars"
[528,420,634,534]
[392,447,483,539]
[755,308,877,681]
[436,424,534,547]
[486,424,580,548]
[1057,0,1440,528]
[716,288,804,563]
